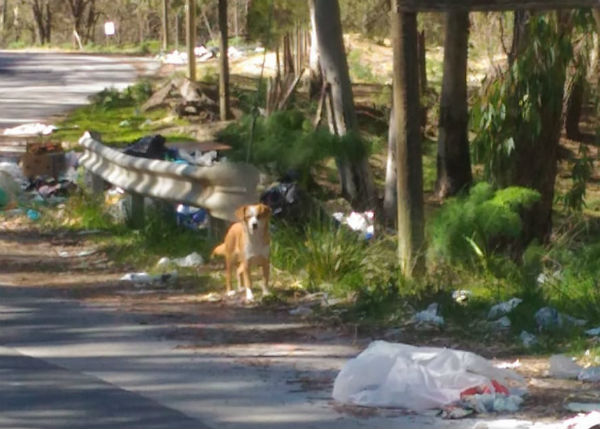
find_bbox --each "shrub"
[217,110,370,185]
[429,182,541,266]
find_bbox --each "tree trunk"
[505,12,571,244]
[308,0,322,99]
[313,0,376,210]
[435,11,472,198]
[1,0,7,31]
[162,0,169,51]
[565,72,584,140]
[383,101,397,226]
[186,0,196,81]
[218,0,231,120]
[391,6,425,277]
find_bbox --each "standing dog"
[211,203,271,301]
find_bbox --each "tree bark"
[186,0,196,81]
[565,72,584,140]
[218,0,231,120]
[307,0,322,99]
[162,0,169,51]
[313,0,376,210]
[504,12,571,244]
[391,6,425,277]
[383,101,397,225]
[435,11,472,198]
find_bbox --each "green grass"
[54,82,191,147]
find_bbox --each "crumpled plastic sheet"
[333,341,525,411]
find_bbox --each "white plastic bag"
[332,341,524,411]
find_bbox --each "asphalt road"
[0,51,159,129]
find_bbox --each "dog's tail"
[211,243,226,258]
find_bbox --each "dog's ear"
[235,205,247,221]
[258,203,271,217]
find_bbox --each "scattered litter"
[441,405,474,419]
[332,341,524,411]
[559,411,600,429]
[461,392,523,413]
[488,298,522,320]
[289,305,313,316]
[0,162,28,188]
[495,360,522,370]
[489,316,511,330]
[535,307,586,331]
[520,330,538,348]
[536,270,563,286]
[120,271,178,285]
[412,303,444,327]
[176,204,208,230]
[156,252,204,268]
[58,249,96,258]
[26,208,40,221]
[549,354,583,379]
[3,122,56,136]
[333,210,374,239]
[201,292,222,302]
[566,403,600,413]
[452,289,472,304]
[0,171,20,209]
[578,366,600,382]
[585,326,600,337]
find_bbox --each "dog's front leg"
[260,258,270,296]
[241,263,254,301]
[224,256,233,294]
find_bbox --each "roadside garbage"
[585,326,600,337]
[156,252,204,268]
[452,289,472,304]
[412,303,444,327]
[535,307,586,331]
[495,360,521,370]
[26,208,40,221]
[0,171,20,209]
[488,298,522,320]
[520,330,538,348]
[332,341,525,411]
[549,355,583,379]
[537,270,563,286]
[58,249,96,258]
[578,367,600,382]
[176,204,208,230]
[260,178,323,225]
[332,210,374,240]
[3,122,56,136]
[489,316,511,330]
[123,134,173,160]
[289,305,313,316]
[0,162,28,188]
[120,271,178,285]
[566,403,600,413]
[20,141,66,179]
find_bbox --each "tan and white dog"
[211,203,271,301]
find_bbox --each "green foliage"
[347,49,377,83]
[55,82,189,146]
[246,0,307,49]
[561,143,594,211]
[271,220,397,298]
[429,182,541,265]
[217,111,370,185]
[472,13,573,185]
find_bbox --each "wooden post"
[391,5,425,277]
[186,0,196,82]
[86,171,104,195]
[128,193,145,229]
[218,0,231,120]
[162,0,169,51]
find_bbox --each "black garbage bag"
[123,134,168,160]
[260,178,326,225]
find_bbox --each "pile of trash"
[0,124,81,217]
[141,78,222,121]
[333,341,526,414]
[157,45,252,65]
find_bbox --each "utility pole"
[186,0,196,81]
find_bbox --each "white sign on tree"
[104,22,116,36]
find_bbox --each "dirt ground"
[2,215,600,423]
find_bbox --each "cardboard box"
[20,151,66,178]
